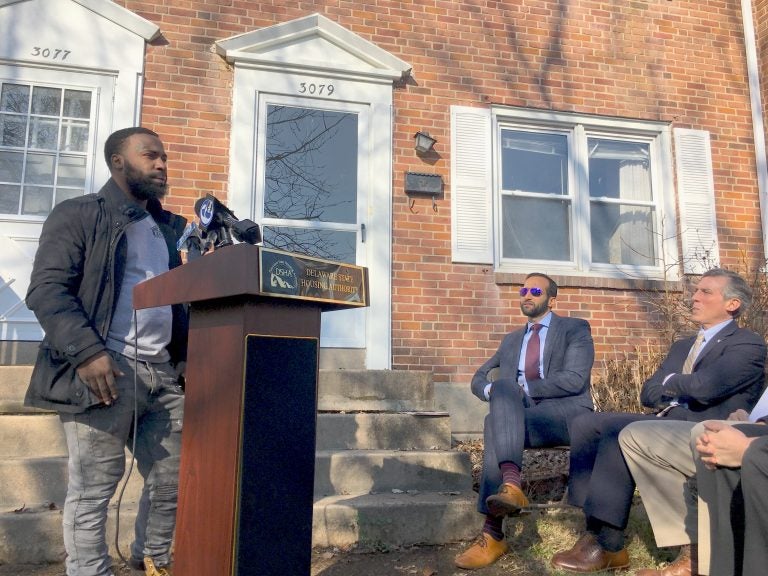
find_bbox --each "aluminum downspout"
[742,0,768,260]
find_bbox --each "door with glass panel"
[257,97,368,348]
[0,71,112,340]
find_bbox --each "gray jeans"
[60,354,184,576]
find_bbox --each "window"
[261,102,360,263]
[0,81,92,217]
[496,110,673,276]
[450,106,679,279]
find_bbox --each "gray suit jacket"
[471,312,594,410]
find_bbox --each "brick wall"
[119,0,766,386]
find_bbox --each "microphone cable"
[114,309,140,566]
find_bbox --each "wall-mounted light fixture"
[414,130,437,154]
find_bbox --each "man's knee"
[617,426,637,453]
[690,421,708,452]
[569,411,600,437]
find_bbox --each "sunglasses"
[519,287,544,297]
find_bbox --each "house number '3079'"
[298,82,334,96]
[30,47,71,60]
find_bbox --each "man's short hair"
[525,272,558,298]
[701,268,752,317]
[103,127,159,168]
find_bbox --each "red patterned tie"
[525,324,542,382]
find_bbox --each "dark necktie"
[525,324,542,382]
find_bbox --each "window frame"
[491,106,677,280]
[0,81,95,218]
[0,69,112,222]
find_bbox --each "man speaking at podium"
[25,127,188,576]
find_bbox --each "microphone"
[194,194,262,247]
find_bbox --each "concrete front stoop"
[0,366,479,563]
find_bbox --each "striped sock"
[500,461,521,487]
[482,514,504,541]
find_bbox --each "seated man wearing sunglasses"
[455,272,595,569]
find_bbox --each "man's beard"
[521,298,550,319]
[124,160,167,201]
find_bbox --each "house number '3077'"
[298,82,334,96]
[30,47,71,60]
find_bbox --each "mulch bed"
[455,439,570,505]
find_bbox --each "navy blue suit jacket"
[641,320,766,420]
[471,312,594,410]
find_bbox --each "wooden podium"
[133,243,369,575]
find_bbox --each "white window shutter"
[451,105,493,264]
[674,128,719,274]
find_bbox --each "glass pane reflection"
[0,150,24,182]
[21,185,53,216]
[63,90,91,119]
[0,184,21,214]
[0,114,27,147]
[1,84,30,113]
[29,117,59,149]
[263,226,356,263]
[24,153,55,185]
[57,155,86,187]
[31,87,61,116]
[265,105,358,224]
[502,195,571,261]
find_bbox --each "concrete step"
[1,448,471,506]
[317,370,434,412]
[0,364,479,561]
[0,411,452,458]
[0,365,39,414]
[0,492,480,563]
[311,492,479,549]
[316,412,451,450]
[313,449,472,497]
[0,414,66,459]
[0,366,434,413]
[0,457,145,510]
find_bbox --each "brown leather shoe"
[551,533,599,566]
[454,532,509,569]
[550,533,629,573]
[636,545,694,576]
[485,483,530,517]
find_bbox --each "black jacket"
[24,178,188,413]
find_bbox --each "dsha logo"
[269,260,297,293]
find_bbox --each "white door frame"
[219,15,410,369]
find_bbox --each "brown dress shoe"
[550,534,629,573]
[551,533,599,566]
[485,483,530,517]
[454,532,509,569]
[636,545,694,576]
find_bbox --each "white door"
[0,69,114,340]
[256,96,368,347]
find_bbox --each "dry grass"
[591,342,665,414]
